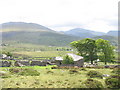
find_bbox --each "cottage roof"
[55,53,83,61]
[67,53,83,61]
[55,57,63,61]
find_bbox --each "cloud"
[0,0,118,32]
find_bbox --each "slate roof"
[55,53,83,61]
[67,53,83,61]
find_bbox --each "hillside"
[1,22,118,46]
[1,22,81,46]
[63,28,106,38]
[107,31,119,37]
[1,22,52,32]
[93,35,118,46]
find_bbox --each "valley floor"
[0,66,113,88]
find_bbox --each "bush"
[51,66,58,69]
[87,70,103,79]
[69,69,79,74]
[105,75,120,88]
[112,68,120,74]
[84,79,103,88]
[62,55,74,64]
[46,70,54,74]
[9,68,40,76]
[9,68,23,74]
[18,68,40,76]
[80,68,87,71]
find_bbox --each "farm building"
[55,53,84,67]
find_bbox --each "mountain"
[1,22,118,46]
[63,28,106,38]
[62,28,118,46]
[107,31,119,37]
[1,22,81,46]
[1,22,52,32]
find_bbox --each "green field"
[13,51,75,57]
[0,66,114,88]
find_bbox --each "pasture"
[0,66,115,88]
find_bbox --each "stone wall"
[0,61,11,67]
[74,59,84,67]
[0,59,84,67]
[30,61,47,66]
[14,61,30,67]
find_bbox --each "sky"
[0,0,119,33]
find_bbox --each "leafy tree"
[71,38,97,64]
[62,55,74,64]
[96,39,115,65]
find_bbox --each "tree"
[62,55,74,64]
[96,39,115,65]
[71,38,97,64]
[2,51,12,57]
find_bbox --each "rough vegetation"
[105,75,120,88]
[0,71,11,78]
[83,79,104,88]
[87,70,103,79]
[9,68,40,76]
[112,68,120,74]
[0,67,114,88]
[69,69,79,74]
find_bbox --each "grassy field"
[13,51,75,57]
[0,66,114,88]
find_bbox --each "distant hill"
[1,22,118,46]
[1,22,52,32]
[63,28,106,38]
[107,31,119,37]
[1,22,81,46]
[93,35,118,46]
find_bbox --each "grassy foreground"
[0,66,114,88]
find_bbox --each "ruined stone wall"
[0,61,11,67]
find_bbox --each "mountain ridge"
[1,22,118,46]
[62,28,106,38]
[1,22,53,32]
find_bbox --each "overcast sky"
[0,0,118,32]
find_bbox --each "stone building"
[55,53,84,67]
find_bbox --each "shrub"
[9,68,23,74]
[62,55,74,64]
[18,68,40,76]
[9,68,40,76]
[87,70,103,79]
[69,69,79,74]
[105,75,120,88]
[80,68,87,71]
[51,66,58,69]
[84,79,103,88]
[112,68,120,74]
[46,70,54,74]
